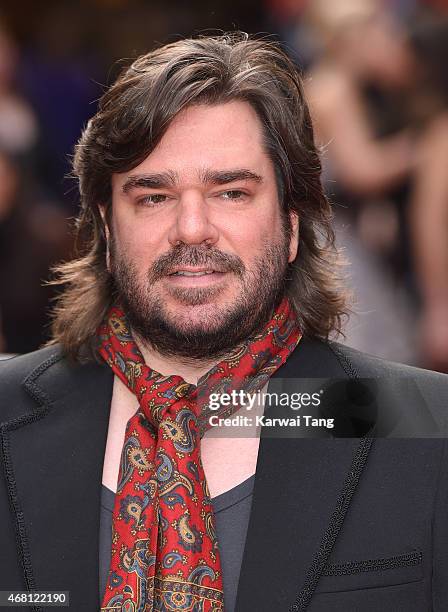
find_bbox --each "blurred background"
[0,0,447,371]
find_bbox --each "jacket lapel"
[3,350,113,609]
[235,338,373,611]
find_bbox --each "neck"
[135,335,222,384]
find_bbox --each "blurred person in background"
[0,151,72,354]
[305,0,416,206]
[408,11,448,372]
[0,20,38,159]
[303,0,420,363]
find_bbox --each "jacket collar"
[3,338,372,611]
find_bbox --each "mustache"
[149,244,245,280]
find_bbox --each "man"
[1,33,448,612]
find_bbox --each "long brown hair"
[48,32,349,362]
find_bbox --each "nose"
[168,190,219,247]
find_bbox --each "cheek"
[112,209,163,261]
[217,206,282,251]
[250,221,284,261]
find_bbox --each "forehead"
[112,100,273,186]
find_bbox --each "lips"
[171,271,215,276]
[167,267,225,277]
[164,267,229,288]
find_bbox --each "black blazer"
[1,338,448,611]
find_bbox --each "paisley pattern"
[98,298,301,611]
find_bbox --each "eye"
[137,194,169,206]
[220,190,247,201]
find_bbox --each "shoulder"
[306,65,353,104]
[329,341,448,430]
[0,345,64,384]
[329,340,448,385]
[0,346,62,425]
[306,65,358,123]
[286,337,448,434]
[285,335,447,386]
[0,344,110,425]
[287,336,448,422]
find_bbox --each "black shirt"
[99,474,255,611]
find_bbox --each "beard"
[110,225,291,361]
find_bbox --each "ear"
[99,204,111,272]
[288,212,299,263]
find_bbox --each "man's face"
[108,100,299,359]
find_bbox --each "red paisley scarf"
[98,298,301,611]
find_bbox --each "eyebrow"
[121,171,178,194]
[121,168,263,194]
[200,168,263,186]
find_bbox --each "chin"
[165,303,230,332]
